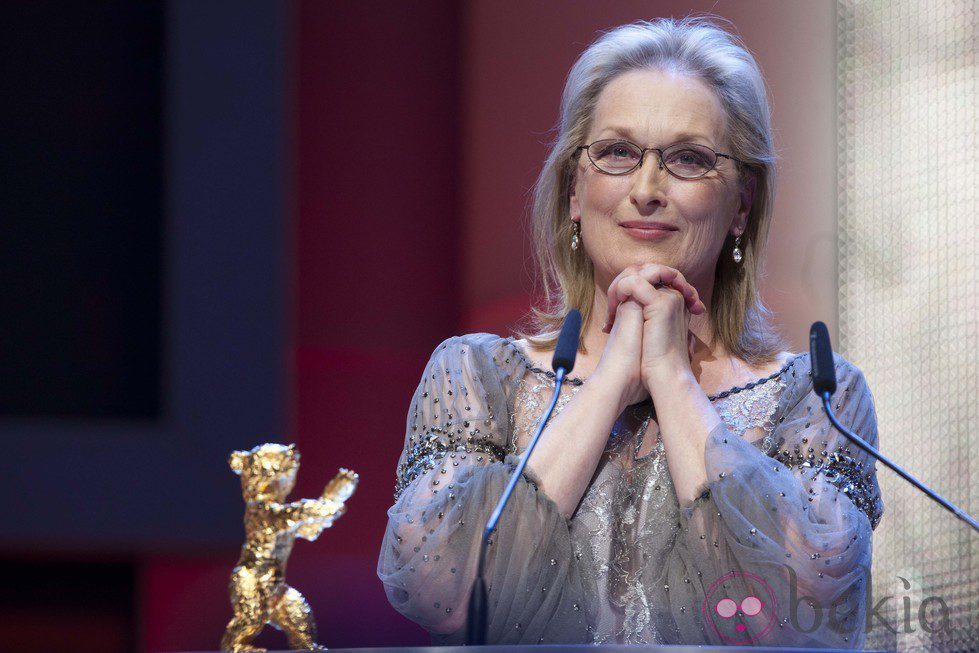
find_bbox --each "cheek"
[673,184,728,223]
[673,187,736,254]
[578,171,625,214]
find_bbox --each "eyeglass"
[574,139,746,179]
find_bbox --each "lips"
[618,220,677,231]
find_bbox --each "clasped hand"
[595,264,707,409]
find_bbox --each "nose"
[630,149,668,210]
[640,148,665,171]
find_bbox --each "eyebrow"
[598,126,715,147]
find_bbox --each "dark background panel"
[0,0,287,547]
[0,1,163,418]
[0,554,136,653]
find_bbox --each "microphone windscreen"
[809,321,837,395]
[552,309,582,374]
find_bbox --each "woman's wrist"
[587,368,641,415]
[643,362,696,402]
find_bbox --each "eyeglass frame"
[573,139,749,180]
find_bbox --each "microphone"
[466,310,582,644]
[809,321,836,395]
[809,321,978,534]
[552,308,581,375]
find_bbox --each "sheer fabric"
[377,333,883,647]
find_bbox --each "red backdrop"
[144,2,461,648]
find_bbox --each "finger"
[603,277,621,333]
[604,266,641,329]
[605,272,661,331]
[605,273,693,332]
[604,276,628,331]
[622,275,694,318]
[615,275,663,308]
[615,277,692,333]
[641,265,698,307]
[604,264,707,332]
[603,296,643,334]
[603,281,631,333]
[617,268,699,317]
[638,264,706,314]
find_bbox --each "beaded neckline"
[506,337,804,402]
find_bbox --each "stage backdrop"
[838,1,979,651]
[147,1,845,650]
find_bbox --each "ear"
[734,172,756,235]
[569,170,581,223]
[229,450,248,475]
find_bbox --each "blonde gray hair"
[518,15,788,365]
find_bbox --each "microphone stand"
[818,391,979,533]
[810,321,979,534]
[465,367,570,644]
[466,309,581,644]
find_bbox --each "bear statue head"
[229,443,300,503]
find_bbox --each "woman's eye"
[667,149,707,166]
[598,142,638,159]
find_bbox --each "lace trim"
[506,337,804,400]
[708,355,803,400]
[505,337,587,385]
[632,369,787,464]
[716,372,788,451]
[509,368,583,455]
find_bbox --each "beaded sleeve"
[662,353,883,649]
[377,334,595,642]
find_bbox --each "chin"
[621,250,676,270]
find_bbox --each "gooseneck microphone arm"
[818,390,979,533]
[466,309,583,645]
[809,321,979,534]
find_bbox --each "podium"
[178,647,891,653]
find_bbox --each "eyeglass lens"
[586,140,717,177]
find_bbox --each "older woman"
[378,16,882,647]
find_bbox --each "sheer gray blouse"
[377,333,883,647]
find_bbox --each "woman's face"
[570,68,753,295]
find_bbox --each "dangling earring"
[571,221,581,251]
[732,233,743,264]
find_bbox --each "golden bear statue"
[221,443,357,652]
